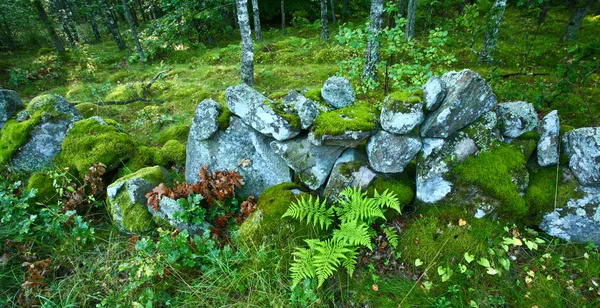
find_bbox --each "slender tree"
[101,0,126,50]
[33,0,65,53]
[344,0,350,15]
[398,0,406,17]
[321,0,329,40]
[137,0,147,21]
[84,0,102,41]
[50,0,76,46]
[537,0,550,24]
[121,0,144,61]
[251,0,262,42]
[405,0,416,41]
[330,0,337,24]
[363,0,384,83]
[478,0,507,65]
[235,0,254,85]
[281,0,286,35]
[563,0,595,41]
[0,11,16,50]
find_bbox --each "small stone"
[324,149,376,200]
[537,110,560,167]
[0,89,24,129]
[496,101,538,139]
[422,76,446,111]
[282,91,320,129]
[563,127,600,186]
[321,76,356,109]
[367,131,422,173]
[189,99,222,142]
[380,93,424,134]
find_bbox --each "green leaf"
[415,259,423,267]
[464,252,475,264]
[477,258,491,268]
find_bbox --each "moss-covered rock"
[56,117,136,176]
[0,115,42,166]
[75,103,101,118]
[107,166,171,233]
[304,88,323,103]
[160,140,186,166]
[238,183,317,246]
[512,131,540,161]
[380,91,424,135]
[156,124,190,144]
[117,146,162,178]
[311,101,379,139]
[27,172,57,205]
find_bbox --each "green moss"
[105,84,142,101]
[113,165,168,187]
[453,143,528,220]
[75,103,101,118]
[56,117,136,176]
[524,167,583,225]
[117,146,162,177]
[304,88,323,102]
[109,186,156,233]
[160,140,186,166]
[27,94,60,113]
[267,91,288,100]
[338,161,362,175]
[156,124,190,144]
[385,91,423,113]
[512,132,540,161]
[0,113,42,165]
[311,101,378,138]
[217,104,231,131]
[27,172,57,206]
[366,177,415,208]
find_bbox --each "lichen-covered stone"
[281,90,320,129]
[422,76,446,111]
[148,196,210,235]
[0,89,24,129]
[380,92,424,134]
[324,149,376,200]
[311,101,379,147]
[226,84,300,141]
[537,110,560,166]
[562,127,600,186]
[186,116,291,197]
[107,166,171,233]
[367,131,422,174]
[309,130,376,148]
[189,99,222,141]
[420,69,496,138]
[271,134,345,190]
[495,101,538,139]
[321,76,356,109]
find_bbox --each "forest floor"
[1,5,600,307]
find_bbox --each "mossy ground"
[26,171,57,205]
[311,101,379,138]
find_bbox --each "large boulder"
[226,84,300,141]
[380,92,425,134]
[537,110,560,167]
[495,101,538,139]
[422,76,446,111]
[323,149,376,200]
[107,166,171,233]
[562,127,600,186]
[310,101,379,147]
[367,131,422,173]
[189,99,221,141]
[282,91,320,130]
[420,69,496,138]
[0,89,24,129]
[186,116,291,197]
[271,134,345,190]
[321,76,356,109]
[4,94,82,172]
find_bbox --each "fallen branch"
[500,72,549,78]
[72,98,165,106]
[143,68,172,96]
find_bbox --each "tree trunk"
[137,0,147,21]
[281,0,286,35]
[50,0,76,46]
[233,0,239,29]
[33,0,65,53]
[398,0,406,18]
[330,0,337,24]
[562,0,594,41]
[344,0,350,15]
[235,0,254,85]
[363,0,384,83]
[0,11,16,49]
[62,0,81,42]
[321,0,329,40]
[101,0,126,50]
[121,0,144,61]
[538,0,550,24]
[251,0,262,42]
[477,0,507,65]
[84,0,102,41]
[405,0,416,41]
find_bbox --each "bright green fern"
[282,195,334,230]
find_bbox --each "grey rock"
[420,69,496,138]
[271,134,345,190]
[282,91,320,129]
[148,196,210,235]
[186,116,291,197]
[89,116,107,125]
[16,110,30,122]
[496,101,538,139]
[367,131,422,173]
[324,149,376,200]
[0,89,24,128]
[190,99,222,142]
[321,76,356,109]
[422,76,446,111]
[380,95,424,134]
[537,110,560,166]
[309,130,377,148]
[540,186,600,244]
[563,127,600,186]
[226,84,300,140]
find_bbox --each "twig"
[72,98,165,106]
[142,68,172,96]
[500,72,549,78]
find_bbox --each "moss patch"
[512,131,540,161]
[453,143,528,220]
[75,103,101,118]
[109,186,156,233]
[385,91,423,113]
[27,172,57,206]
[217,103,231,131]
[0,113,42,166]
[311,101,378,138]
[56,117,136,176]
[160,140,186,166]
[105,84,142,101]
[156,124,190,144]
[304,88,323,102]
[366,177,415,208]
[117,146,162,178]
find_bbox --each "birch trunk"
[251,0,262,42]
[477,0,507,65]
[281,0,286,35]
[562,0,594,41]
[33,0,65,53]
[101,0,126,50]
[84,0,102,41]
[321,0,329,40]
[121,0,145,61]
[398,0,405,18]
[405,0,416,41]
[363,0,384,83]
[330,0,337,24]
[236,0,255,85]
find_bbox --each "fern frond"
[383,226,399,249]
[282,195,334,229]
[337,186,385,224]
[289,246,316,287]
[342,249,359,278]
[312,239,351,287]
[332,220,372,249]
[374,189,402,214]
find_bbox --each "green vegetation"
[0,115,41,165]
[366,177,415,208]
[312,101,378,138]
[385,91,424,113]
